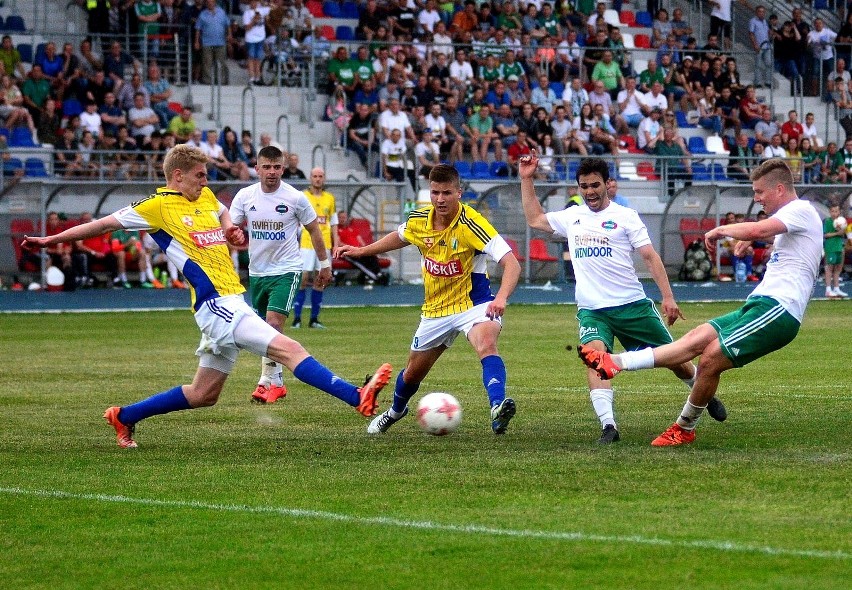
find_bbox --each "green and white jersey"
[750,199,821,322]
[229,181,317,277]
[546,202,651,310]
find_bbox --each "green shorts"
[576,298,674,353]
[250,272,302,318]
[825,251,844,265]
[709,296,800,368]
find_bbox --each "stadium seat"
[10,217,39,272]
[621,33,635,49]
[505,238,525,262]
[700,217,716,232]
[637,161,659,180]
[618,161,641,180]
[0,127,9,141]
[24,158,48,177]
[461,190,478,203]
[333,217,392,276]
[471,161,490,179]
[320,25,335,40]
[814,0,829,8]
[679,217,702,249]
[688,136,709,155]
[632,58,648,76]
[706,135,727,155]
[489,161,509,177]
[4,156,23,174]
[711,163,729,181]
[635,11,652,27]
[306,0,324,17]
[603,9,624,28]
[634,34,651,49]
[17,42,32,64]
[620,134,639,153]
[454,161,472,179]
[61,97,83,118]
[341,1,360,19]
[336,25,354,41]
[620,10,637,27]
[529,238,559,278]
[567,160,580,180]
[4,15,24,32]
[9,127,36,147]
[322,1,342,18]
[550,81,564,97]
[691,163,711,181]
[676,111,696,128]
[554,162,567,180]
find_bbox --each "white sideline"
[0,486,848,561]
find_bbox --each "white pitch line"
[0,486,848,561]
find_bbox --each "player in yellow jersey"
[335,164,522,434]
[292,167,338,329]
[22,145,391,448]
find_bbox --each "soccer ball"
[834,216,848,232]
[416,392,462,436]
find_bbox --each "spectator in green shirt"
[168,105,197,143]
[639,61,666,93]
[592,51,625,100]
[22,65,52,126]
[327,46,358,95]
[466,103,501,162]
[0,35,25,80]
[655,125,693,197]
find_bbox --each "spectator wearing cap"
[505,75,527,114]
[400,80,419,111]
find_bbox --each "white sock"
[681,364,697,390]
[617,347,655,371]
[675,400,706,431]
[259,356,280,387]
[387,407,405,419]
[590,388,616,428]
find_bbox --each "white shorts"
[301,247,331,272]
[411,301,502,351]
[194,295,279,374]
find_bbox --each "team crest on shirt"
[275,203,289,214]
[182,215,194,227]
[601,220,618,230]
[423,237,434,248]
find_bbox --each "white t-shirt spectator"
[418,8,441,34]
[617,88,647,117]
[80,110,102,136]
[424,113,447,140]
[449,59,474,84]
[243,5,271,44]
[643,91,668,112]
[414,139,440,165]
[201,140,225,160]
[381,136,408,168]
[637,116,661,149]
[379,109,411,137]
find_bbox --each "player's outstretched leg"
[291,357,391,416]
[103,385,192,448]
[577,344,622,380]
[481,355,514,434]
[368,370,418,434]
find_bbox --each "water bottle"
[735,260,746,283]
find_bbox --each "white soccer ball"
[416,392,462,436]
[834,216,848,232]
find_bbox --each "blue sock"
[293,289,306,320]
[293,356,358,406]
[118,386,191,424]
[310,289,324,321]
[481,355,507,408]
[392,370,420,414]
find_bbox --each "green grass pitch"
[0,301,850,589]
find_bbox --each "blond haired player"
[292,167,338,329]
[336,164,522,435]
[23,144,391,448]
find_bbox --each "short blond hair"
[750,158,794,188]
[163,144,208,181]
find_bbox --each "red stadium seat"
[505,238,525,262]
[679,217,702,249]
[10,218,39,272]
[320,25,336,40]
[637,161,659,180]
[620,10,637,27]
[634,34,651,49]
[306,0,324,17]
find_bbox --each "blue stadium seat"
[489,161,509,177]
[341,1,360,19]
[9,127,36,147]
[3,157,23,175]
[61,97,83,118]
[550,82,564,97]
[322,1,342,18]
[471,161,490,179]
[747,137,756,150]
[4,15,24,32]
[675,110,696,128]
[691,163,711,181]
[688,136,709,155]
[24,158,48,177]
[554,162,567,180]
[454,161,472,179]
[461,190,478,202]
[17,43,32,64]
[336,25,354,41]
[0,127,9,141]
[34,43,47,65]
[0,17,4,31]
[814,0,829,8]
[711,163,728,181]
[567,160,579,180]
[635,11,652,27]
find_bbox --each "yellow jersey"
[300,189,337,249]
[402,204,509,318]
[113,186,245,311]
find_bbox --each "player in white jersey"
[519,155,727,444]
[578,159,822,446]
[230,145,328,403]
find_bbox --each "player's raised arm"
[23,215,123,249]
[335,231,407,259]
[518,150,556,233]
